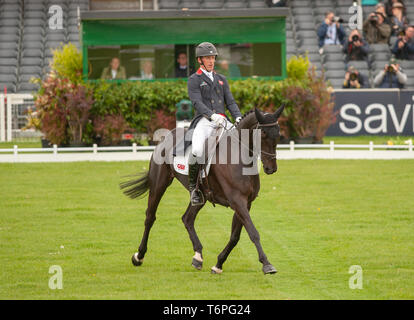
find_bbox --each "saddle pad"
[173,146,211,178]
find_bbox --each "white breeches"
[191,116,233,158]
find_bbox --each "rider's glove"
[210,113,226,127]
[235,117,242,124]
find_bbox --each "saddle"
[172,126,228,205]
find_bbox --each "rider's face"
[199,56,216,72]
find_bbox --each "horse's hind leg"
[211,213,243,274]
[132,163,173,267]
[181,202,205,270]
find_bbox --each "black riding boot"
[188,162,203,206]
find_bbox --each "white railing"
[0,141,412,155]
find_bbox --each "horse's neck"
[237,112,258,132]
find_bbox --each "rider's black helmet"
[195,42,218,58]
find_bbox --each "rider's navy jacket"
[187,68,242,128]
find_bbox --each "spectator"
[343,66,368,89]
[375,3,392,27]
[386,0,406,17]
[391,25,414,60]
[343,29,370,63]
[175,52,194,78]
[140,60,154,80]
[390,2,409,35]
[317,11,346,50]
[363,11,392,44]
[216,59,242,78]
[101,57,126,80]
[374,58,407,88]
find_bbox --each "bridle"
[219,120,279,160]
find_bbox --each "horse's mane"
[235,109,257,130]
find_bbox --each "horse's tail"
[120,171,150,200]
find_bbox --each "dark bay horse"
[120,106,284,274]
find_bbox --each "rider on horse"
[187,42,242,206]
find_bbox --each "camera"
[352,35,360,42]
[350,72,358,81]
[369,13,379,24]
[332,16,344,23]
[398,29,406,37]
[387,65,396,73]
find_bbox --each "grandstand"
[0,0,87,93]
[1,0,414,93]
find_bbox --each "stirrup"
[190,189,204,206]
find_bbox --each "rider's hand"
[210,113,226,127]
[235,117,242,124]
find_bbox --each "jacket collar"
[197,68,217,86]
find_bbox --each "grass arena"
[1,159,413,299]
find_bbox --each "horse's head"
[255,105,285,175]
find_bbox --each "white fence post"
[13,145,18,157]
[409,140,413,152]
[290,140,295,151]
[0,94,5,142]
[93,143,98,154]
[53,144,58,155]
[369,141,374,152]
[330,141,334,151]
[132,143,137,154]
[6,95,12,142]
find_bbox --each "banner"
[326,89,414,136]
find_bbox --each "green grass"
[0,160,413,299]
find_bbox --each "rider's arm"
[187,75,215,119]
[222,76,242,120]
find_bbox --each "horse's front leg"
[182,202,205,270]
[211,212,243,274]
[229,196,277,275]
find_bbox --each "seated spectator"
[140,60,154,80]
[266,0,286,7]
[343,66,368,89]
[374,58,407,88]
[391,25,414,60]
[317,11,346,49]
[343,29,370,63]
[363,10,392,44]
[390,2,409,35]
[216,59,242,78]
[101,57,126,80]
[175,52,194,78]
[386,0,406,17]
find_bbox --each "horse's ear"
[255,108,266,124]
[273,104,285,120]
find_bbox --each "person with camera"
[386,0,406,17]
[391,25,414,60]
[391,2,409,36]
[363,10,392,44]
[343,66,368,89]
[317,11,346,50]
[343,29,370,64]
[374,58,407,88]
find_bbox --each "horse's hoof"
[131,253,143,267]
[211,266,223,274]
[192,258,203,270]
[262,264,277,274]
